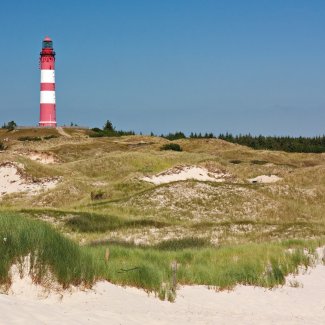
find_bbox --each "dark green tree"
[103,120,114,131]
[5,121,17,131]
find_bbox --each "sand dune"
[142,165,230,185]
[0,162,58,197]
[248,174,282,184]
[1,262,325,324]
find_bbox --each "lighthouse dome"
[42,36,53,49]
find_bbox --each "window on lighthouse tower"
[43,41,53,49]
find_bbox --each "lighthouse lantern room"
[39,36,56,127]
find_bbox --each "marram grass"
[0,213,321,298]
[88,239,315,293]
[0,213,96,288]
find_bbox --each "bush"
[154,237,210,250]
[251,160,268,165]
[91,127,102,133]
[90,190,106,200]
[2,121,17,131]
[44,135,58,140]
[90,123,135,138]
[18,136,42,142]
[0,142,6,151]
[230,159,242,164]
[0,213,96,288]
[162,132,186,141]
[160,143,182,152]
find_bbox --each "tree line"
[2,118,324,153]
[157,131,325,153]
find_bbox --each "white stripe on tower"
[40,91,56,104]
[40,70,55,83]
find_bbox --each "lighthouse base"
[39,121,57,127]
[39,103,56,127]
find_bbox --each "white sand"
[248,175,282,184]
[0,163,58,196]
[22,151,59,164]
[2,256,325,324]
[56,127,71,138]
[142,166,230,185]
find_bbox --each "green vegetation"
[0,213,95,288]
[2,121,17,131]
[218,133,325,153]
[0,127,324,299]
[250,159,268,165]
[0,142,6,151]
[90,189,107,200]
[162,132,186,141]
[90,120,135,137]
[0,212,320,297]
[189,132,215,138]
[160,143,182,151]
[17,135,58,141]
[18,136,42,142]
[65,213,167,233]
[90,239,316,290]
[44,135,59,140]
[156,130,325,153]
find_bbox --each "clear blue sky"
[0,0,324,136]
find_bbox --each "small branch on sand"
[117,267,140,273]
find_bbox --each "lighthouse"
[39,36,56,127]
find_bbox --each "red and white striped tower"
[39,36,56,127]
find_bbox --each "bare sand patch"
[248,175,282,184]
[56,127,71,138]
[19,151,59,164]
[0,162,58,197]
[142,165,231,185]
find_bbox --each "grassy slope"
[0,213,95,289]
[0,213,321,298]
[0,129,324,296]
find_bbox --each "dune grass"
[65,213,167,232]
[0,213,96,289]
[0,212,321,299]
[0,133,325,299]
[88,238,318,297]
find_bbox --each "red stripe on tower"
[39,36,56,127]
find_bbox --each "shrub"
[0,142,6,151]
[251,160,268,165]
[230,159,242,164]
[2,121,17,131]
[91,127,102,133]
[160,143,182,152]
[162,132,186,141]
[154,237,210,250]
[0,213,95,288]
[18,136,42,142]
[89,133,105,138]
[90,124,135,138]
[91,190,106,200]
[44,135,58,140]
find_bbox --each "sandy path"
[1,264,325,324]
[56,127,71,138]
